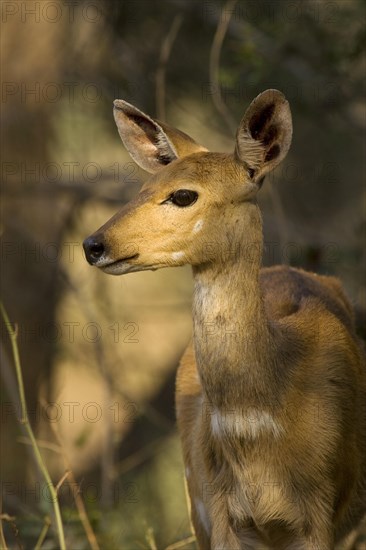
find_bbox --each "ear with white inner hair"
[234,89,292,186]
[113,100,207,174]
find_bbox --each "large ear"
[113,100,207,174]
[235,89,292,184]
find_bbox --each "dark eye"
[169,189,198,207]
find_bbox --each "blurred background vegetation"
[1,0,365,548]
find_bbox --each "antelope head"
[83,90,292,274]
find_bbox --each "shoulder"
[260,265,355,332]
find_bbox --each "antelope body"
[83,90,366,549]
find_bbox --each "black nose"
[83,236,105,265]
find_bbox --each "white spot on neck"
[210,407,283,440]
[193,219,204,233]
[194,282,222,319]
[195,498,211,535]
[210,408,222,437]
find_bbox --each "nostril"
[83,236,105,264]
[90,241,104,260]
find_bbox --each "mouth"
[99,253,140,275]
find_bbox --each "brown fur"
[177,263,366,549]
[84,90,366,549]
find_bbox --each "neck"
[192,203,277,408]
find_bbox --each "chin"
[100,262,145,275]
[97,252,188,275]
[100,259,163,275]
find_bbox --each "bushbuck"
[83,90,366,549]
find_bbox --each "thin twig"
[209,0,238,135]
[44,403,100,550]
[1,339,47,491]
[17,436,62,455]
[0,303,66,550]
[34,516,51,550]
[0,341,20,414]
[145,527,158,550]
[165,535,196,550]
[64,470,100,550]
[209,0,289,251]
[0,489,9,550]
[0,508,9,550]
[56,471,71,494]
[156,14,184,120]
[0,521,8,550]
[0,513,22,550]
